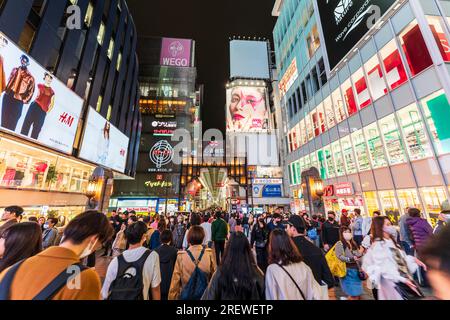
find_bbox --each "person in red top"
[1,55,35,131]
[340,209,351,228]
[21,72,55,139]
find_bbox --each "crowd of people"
[0,204,448,301]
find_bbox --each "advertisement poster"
[226,85,269,132]
[253,184,282,198]
[0,32,83,154]
[317,0,396,70]
[79,107,129,173]
[160,38,193,68]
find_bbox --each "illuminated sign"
[160,38,193,67]
[335,182,354,196]
[253,178,283,185]
[145,180,173,188]
[149,140,174,169]
[279,58,299,97]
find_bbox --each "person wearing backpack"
[168,226,216,300]
[102,221,161,300]
[0,211,114,300]
[155,230,178,300]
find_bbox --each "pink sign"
[160,38,192,67]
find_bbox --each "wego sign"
[160,38,192,68]
[318,0,396,70]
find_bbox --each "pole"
[164,184,169,215]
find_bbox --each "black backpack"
[107,250,151,300]
[180,247,208,300]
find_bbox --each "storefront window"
[300,120,307,145]
[332,141,345,176]
[352,68,371,109]
[364,123,388,169]
[341,136,357,174]
[364,54,388,101]
[305,113,314,141]
[379,115,407,165]
[288,163,294,185]
[427,16,450,62]
[311,110,320,137]
[323,96,336,129]
[51,157,92,193]
[324,145,336,178]
[352,130,371,172]
[364,191,380,216]
[420,187,447,226]
[379,40,408,90]
[317,150,327,179]
[379,190,401,225]
[398,21,433,76]
[342,79,358,116]
[397,189,423,212]
[292,125,299,151]
[331,87,347,123]
[317,104,326,134]
[310,152,319,172]
[420,91,450,155]
[397,104,433,161]
[304,155,311,170]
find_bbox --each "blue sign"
[262,185,282,198]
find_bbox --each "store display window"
[295,161,302,184]
[420,91,450,155]
[342,79,358,116]
[379,114,407,165]
[364,54,388,101]
[379,190,401,225]
[364,123,388,169]
[300,120,307,145]
[427,16,450,62]
[363,191,380,216]
[317,149,327,179]
[332,141,346,176]
[379,40,408,90]
[288,132,293,153]
[323,146,336,178]
[331,87,347,123]
[310,152,319,173]
[317,104,326,134]
[288,164,294,185]
[352,68,371,109]
[312,110,320,137]
[305,113,314,141]
[398,21,433,76]
[341,136,357,174]
[397,189,423,212]
[295,124,302,149]
[397,104,433,161]
[51,157,92,193]
[420,186,447,215]
[323,96,336,129]
[352,130,371,172]
[292,127,298,151]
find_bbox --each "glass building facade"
[274,0,450,226]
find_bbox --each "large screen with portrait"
[78,108,129,173]
[0,32,83,154]
[226,85,269,132]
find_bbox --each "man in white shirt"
[102,221,161,300]
[200,214,212,248]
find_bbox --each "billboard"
[317,0,397,70]
[230,40,270,79]
[252,184,282,198]
[0,32,83,154]
[160,38,193,68]
[226,85,269,132]
[279,58,299,97]
[150,116,177,137]
[79,108,129,173]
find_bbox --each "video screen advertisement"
[0,32,83,154]
[160,38,193,68]
[230,40,270,79]
[78,107,129,173]
[226,85,270,132]
[317,0,397,70]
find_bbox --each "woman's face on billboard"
[229,87,266,130]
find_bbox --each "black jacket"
[250,225,269,248]
[202,268,265,300]
[155,244,178,299]
[292,236,335,288]
[322,221,340,247]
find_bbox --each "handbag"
[356,261,368,281]
[394,281,424,300]
[325,244,347,278]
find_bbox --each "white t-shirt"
[182,224,211,249]
[101,247,161,300]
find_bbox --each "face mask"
[328,217,334,222]
[343,233,353,241]
[80,239,98,259]
[383,226,397,238]
[43,223,49,230]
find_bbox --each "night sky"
[127,0,277,133]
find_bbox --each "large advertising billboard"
[226,85,269,132]
[317,0,396,70]
[79,108,129,173]
[230,40,270,79]
[279,58,299,97]
[0,32,83,154]
[160,38,193,68]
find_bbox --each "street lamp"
[86,177,99,209]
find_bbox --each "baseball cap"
[285,215,306,233]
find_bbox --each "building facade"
[112,36,199,215]
[0,0,140,218]
[274,0,450,226]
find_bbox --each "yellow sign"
[144,181,173,188]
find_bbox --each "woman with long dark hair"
[362,216,426,300]
[265,229,322,300]
[0,222,42,272]
[202,232,265,300]
[250,216,269,272]
[335,226,364,300]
